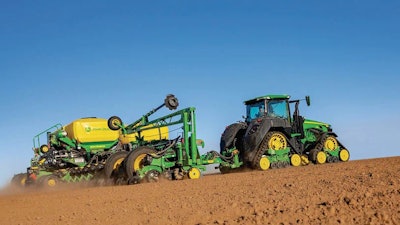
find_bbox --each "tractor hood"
[303,119,331,131]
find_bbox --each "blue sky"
[0,1,399,187]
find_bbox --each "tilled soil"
[1,156,399,225]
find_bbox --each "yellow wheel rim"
[112,119,121,127]
[41,145,49,153]
[259,156,270,170]
[290,154,301,167]
[47,179,56,187]
[188,167,201,179]
[267,132,287,150]
[339,149,350,162]
[316,151,327,164]
[133,154,147,171]
[113,158,124,170]
[20,177,26,186]
[324,136,338,151]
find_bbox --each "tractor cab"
[244,94,291,123]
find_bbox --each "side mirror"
[305,96,311,106]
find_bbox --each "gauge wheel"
[125,147,157,180]
[39,175,60,188]
[188,167,201,179]
[290,154,302,167]
[108,116,123,130]
[339,149,350,162]
[104,151,128,179]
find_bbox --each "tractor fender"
[328,132,338,137]
[327,132,348,149]
[220,122,248,152]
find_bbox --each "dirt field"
[1,156,399,225]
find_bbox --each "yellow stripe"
[305,121,329,127]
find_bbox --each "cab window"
[246,101,265,122]
[267,100,288,118]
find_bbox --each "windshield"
[267,99,288,118]
[246,101,265,122]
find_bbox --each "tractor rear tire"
[124,147,157,180]
[104,151,128,179]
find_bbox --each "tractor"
[219,94,350,172]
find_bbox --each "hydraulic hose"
[207,150,235,161]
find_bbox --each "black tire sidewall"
[104,151,128,178]
[124,147,157,180]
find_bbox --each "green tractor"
[219,94,350,172]
[107,95,242,184]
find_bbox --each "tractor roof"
[244,94,290,105]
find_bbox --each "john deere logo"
[85,126,92,132]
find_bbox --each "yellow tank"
[64,118,119,143]
[119,125,169,144]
